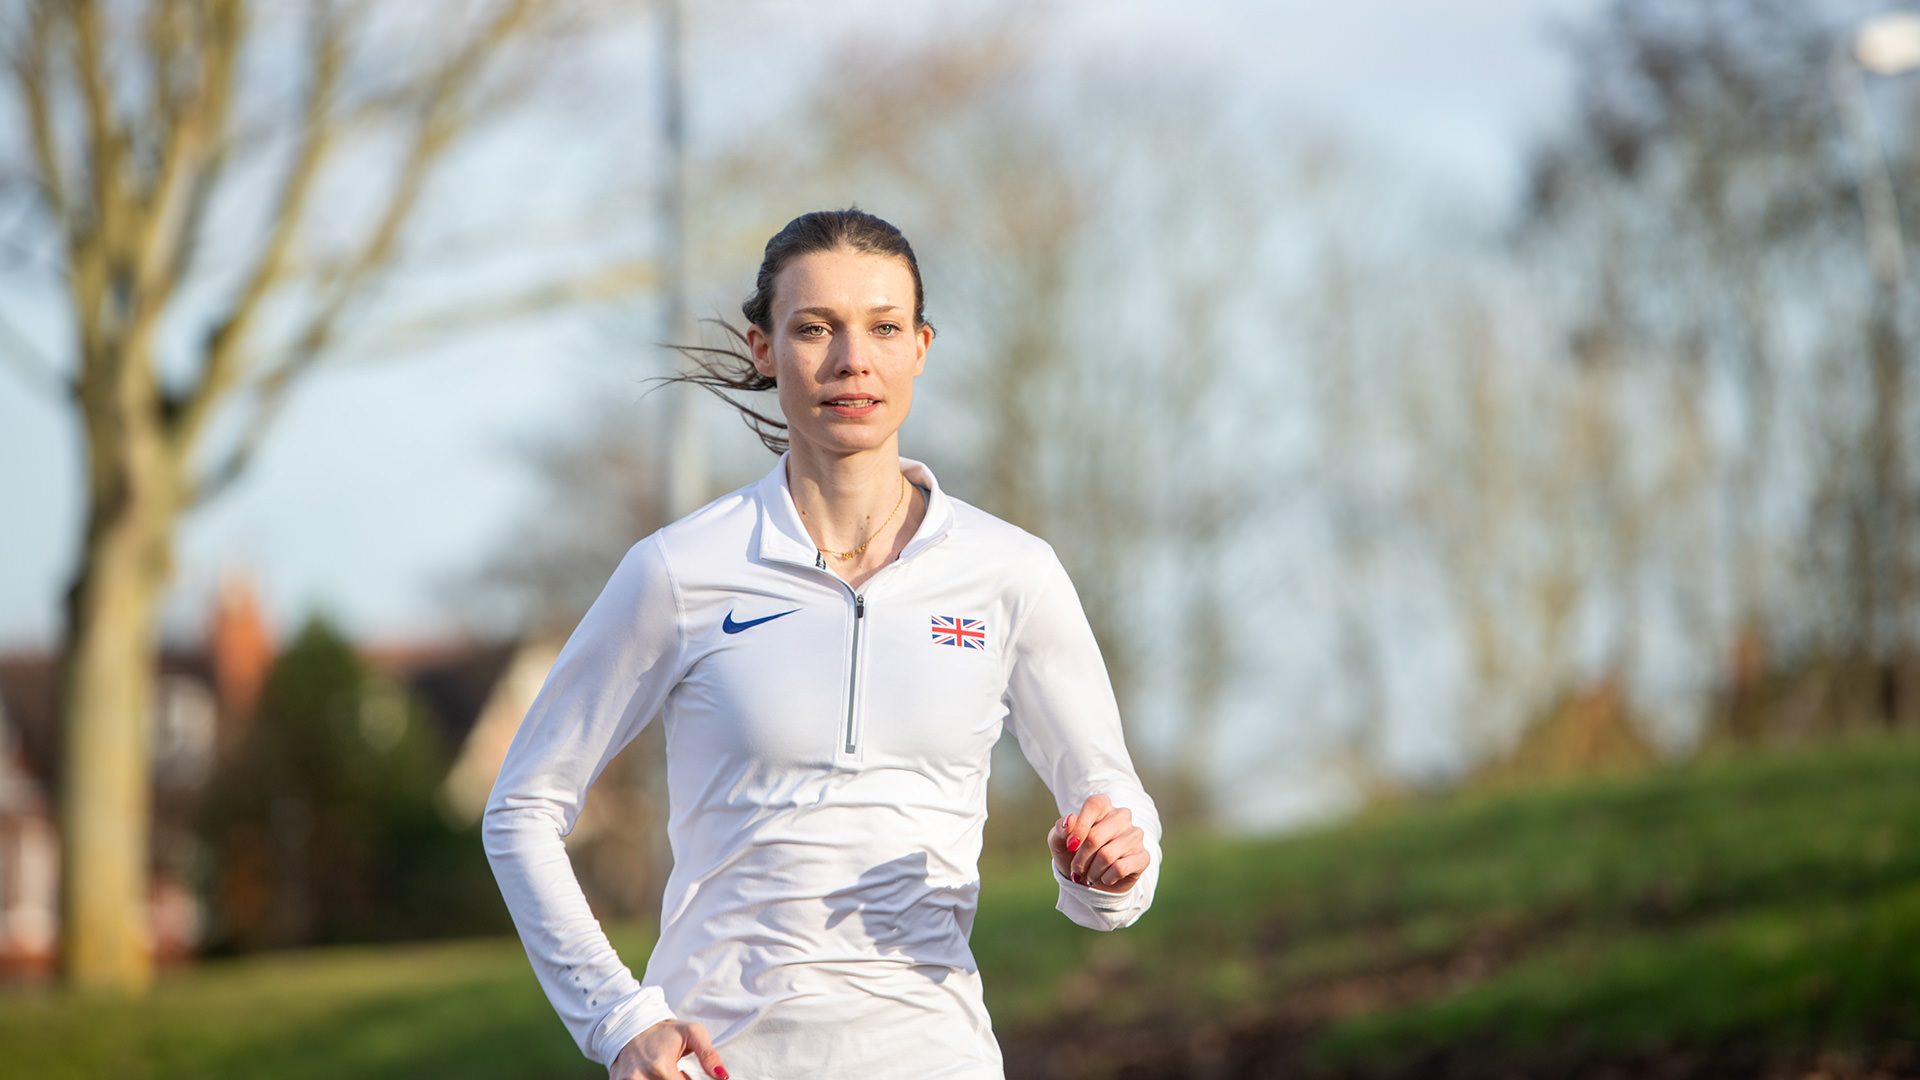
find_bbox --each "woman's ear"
[912,322,932,377]
[746,324,776,380]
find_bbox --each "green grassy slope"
[0,926,657,1080]
[1,734,1912,1079]
[982,731,1920,1077]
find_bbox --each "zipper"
[842,593,866,754]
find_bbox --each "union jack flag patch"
[931,615,986,649]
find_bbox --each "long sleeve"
[1002,546,1163,931]
[482,536,689,1066]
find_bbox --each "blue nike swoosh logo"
[722,608,800,634]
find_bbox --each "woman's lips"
[823,396,880,417]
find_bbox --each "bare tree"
[1526,0,1920,728]
[730,26,1282,820]
[1309,0,1920,778]
[478,14,1290,826]
[1,0,638,991]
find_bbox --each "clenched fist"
[610,1019,728,1080]
[1048,793,1149,893]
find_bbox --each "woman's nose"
[833,333,873,376]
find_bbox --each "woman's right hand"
[610,1019,729,1080]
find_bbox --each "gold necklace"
[820,475,908,562]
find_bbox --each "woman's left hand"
[1048,794,1149,893]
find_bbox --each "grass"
[2,733,1913,1077]
[1313,882,1920,1067]
[0,926,656,1080]
[1296,735,1920,1072]
[979,730,1920,1074]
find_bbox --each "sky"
[0,0,1604,653]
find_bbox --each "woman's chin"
[790,427,899,460]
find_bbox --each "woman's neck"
[785,441,925,587]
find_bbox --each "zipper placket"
[789,484,944,761]
[814,547,875,759]
[843,593,866,755]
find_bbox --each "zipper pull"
[855,595,866,619]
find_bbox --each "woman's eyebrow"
[792,304,905,318]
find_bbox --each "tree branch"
[69,0,129,268]
[188,0,559,506]
[159,4,244,296]
[113,2,244,427]
[153,4,240,299]
[13,5,71,243]
[131,0,237,305]
[333,258,663,354]
[250,0,551,417]
[171,0,346,457]
[187,248,647,510]
[186,380,288,508]
[141,0,184,145]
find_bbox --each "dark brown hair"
[668,209,933,454]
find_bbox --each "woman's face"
[748,247,932,462]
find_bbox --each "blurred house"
[414,635,668,920]
[0,575,270,977]
[431,638,564,827]
[0,579,667,971]
[362,639,527,798]
[0,689,57,978]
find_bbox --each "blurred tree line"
[479,14,1280,850]
[161,0,1920,954]
[1519,0,1920,742]
[485,0,1920,844]
[1306,0,1920,793]
[11,0,1920,980]
[197,619,504,951]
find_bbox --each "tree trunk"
[61,339,177,992]
[1868,293,1913,724]
[61,514,169,990]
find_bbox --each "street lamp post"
[661,0,707,522]
[1833,13,1920,701]
[1835,14,1920,290]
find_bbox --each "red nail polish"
[1073,872,1084,885]
[1067,835,1082,852]
[716,1069,731,1079]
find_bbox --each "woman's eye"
[874,323,899,337]
[798,324,828,338]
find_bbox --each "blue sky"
[0,0,1602,651]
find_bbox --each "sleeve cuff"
[1053,863,1138,911]
[590,990,677,1066]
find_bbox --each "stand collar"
[753,452,955,570]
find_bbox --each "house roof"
[0,632,525,791]
[364,641,521,754]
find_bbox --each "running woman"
[484,209,1161,1080]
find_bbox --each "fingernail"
[1067,836,1082,852]
[1072,872,1085,885]
[716,1069,730,1079]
